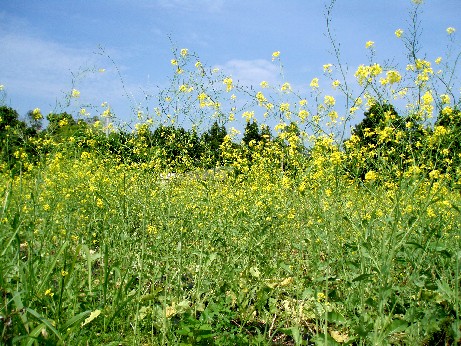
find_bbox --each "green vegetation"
[1,1,461,344]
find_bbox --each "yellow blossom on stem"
[242,111,254,122]
[180,48,189,57]
[310,77,319,89]
[365,170,378,182]
[447,27,456,35]
[440,94,450,104]
[71,89,80,98]
[223,77,233,92]
[32,108,43,120]
[324,95,336,107]
[395,29,403,38]
[281,82,291,92]
[365,41,374,49]
[272,51,280,61]
[256,91,267,105]
[323,64,333,73]
[332,80,340,89]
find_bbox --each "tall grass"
[1,0,461,344]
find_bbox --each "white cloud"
[156,0,225,13]
[0,31,141,118]
[0,33,96,98]
[215,59,280,87]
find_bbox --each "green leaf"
[37,241,68,294]
[60,310,91,332]
[279,327,302,345]
[19,322,45,346]
[327,311,346,325]
[385,318,408,335]
[1,212,21,257]
[26,308,62,342]
[12,291,29,332]
[312,333,340,345]
[352,273,374,282]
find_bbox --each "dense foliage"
[1,1,461,344]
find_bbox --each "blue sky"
[0,0,460,132]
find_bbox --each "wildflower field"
[1,1,461,345]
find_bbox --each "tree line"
[1,103,460,180]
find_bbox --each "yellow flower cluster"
[354,64,382,85]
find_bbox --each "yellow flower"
[317,292,326,302]
[365,170,378,182]
[354,64,382,85]
[310,77,319,89]
[382,70,402,85]
[279,103,290,113]
[242,111,254,122]
[179,84,193,93]
[223,77,233,92]
[61,270,69,277]
[98,68,105,73]
[170,59,178,66]
[324,95,336,107]
[447,27,456,35]
[323,64,333,73]
[260,81,269,88]
[281,82,291,92]
[256,91,267,105]
[180,48,189,57]
[435,57,442,64]
[365,41,374,49]
[298,109,309,121]
[32,108,43,120]
[71,89,80,98]
[45,289,54,297]
[331,80,340,89]
[0,85,4,91]
[440,94,450,104]
[395,29,403,38]
[272,51,280,61]
[59,118,68,127]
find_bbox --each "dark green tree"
[0,106,41,172]
[201,121,227,167]
[242,120,262,146]
[46,112,77,135]
[344,103,420,180]
[151,125,202,169]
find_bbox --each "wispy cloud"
[216,59,281,87]
[0,33,96,98]
[0,28,141,117]
[156,0,225,13]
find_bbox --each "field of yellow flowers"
[1,1,461,345]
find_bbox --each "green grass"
[1,152,460,345]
